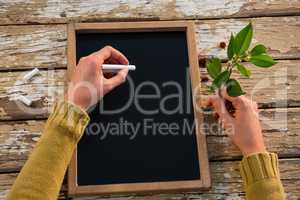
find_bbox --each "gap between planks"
[0,12,299,27]
[1,16,300,71]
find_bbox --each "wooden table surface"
[0,1,300,199]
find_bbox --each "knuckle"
[253,101,258,107]
[107,84,114,92]
[104,45,113,50]
[234,97,249,108]
[234,97,244,105]
[85,56,93,63]
[120,75,126,83]
[79,56,87,63]
[84,56,97,66]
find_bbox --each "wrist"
[244,150,267,158]
[242,145,266,157]
[64,92,90,111]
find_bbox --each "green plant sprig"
[206,23,277,97]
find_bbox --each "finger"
[105,57,125,65]
[104,72,115,78]
[104,68,129,92]
[200,95,211,108]
[220,88,246,108]
[208,95,233,126]
[217,108,232,131]
[213,112,219,120]
[206,95,216,106]
[77,55,103,76]
[250,100,260,119]
[220,87,236,102]
[252,101,258,112]
[93,46,129,66]
[103,58,118,77]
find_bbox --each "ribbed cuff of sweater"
[48,101,90,142]
[239,152,280,187]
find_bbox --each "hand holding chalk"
[66,46,130,110]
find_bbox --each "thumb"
[220,87,245,109]
[105,68,129,92]
[208,94,233,128]
[220,87,236,102]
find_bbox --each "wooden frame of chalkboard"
[67,21,211,196]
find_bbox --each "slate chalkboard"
[67,22,210,196]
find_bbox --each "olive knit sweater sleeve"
[7,101,90,200]
[7,101,285,200]
[240,152,285,200]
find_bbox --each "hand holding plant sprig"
[206,23,277,97]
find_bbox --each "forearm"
[7,101,89,200]
[240,152,285,200]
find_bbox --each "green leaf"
[235,23,253,55]
[251,44,267,56]
[226,79,246,97]
[212,70,230,90]
[227,34,235,60]
[236,63,251,78]
[250,54,277,67]
[206,58,222,79]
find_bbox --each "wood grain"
[0,60,298,120]
[1,159,300,200]
[0,17,299,70]
[0,0,299,199]
[0,0,299,25]
[207,108,300,160]
[200,60,300,108]
[0,69,65,120]
[1,107,299,173]
[0,25,66,70]
[0,172,67,199]
[196,16,300,60]
[73,157,300,200]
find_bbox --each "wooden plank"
[124,159,300,200]
[0,172,67,199]
[1,107,299,172]
[0,25,66,70]
[0,17,299,70]
[0,1,299,25]
[196,16,300,60]
[0,120,44,172]
[0,59,298,120]
[1,159,300,200]
[207,108,300,160]
[0,69,65,120]
[200,60,300,108]
[0,173,17,200]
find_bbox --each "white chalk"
[16,95,32,106]
[23,68,40,81]
[102,64,136,73]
